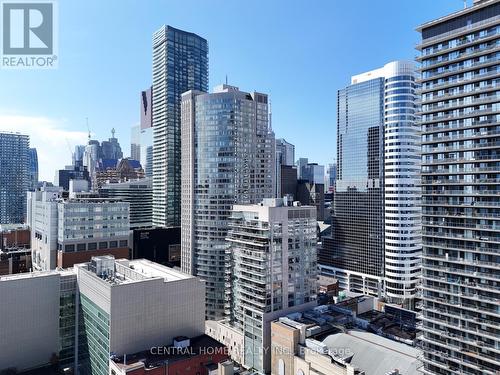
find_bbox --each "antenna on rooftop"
[225,74,228,85]
[463,0,467,8]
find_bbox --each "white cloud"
[0,115,88,182]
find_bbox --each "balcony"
[419,94,500,114]
[419,70,500,94]
[421,129,500,143]
[423,239,499,254]
[422,141,500,154]
[422,56,500,81]
[420,42,500,69]
[421,82,499,105]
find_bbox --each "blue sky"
[0,0,463,180]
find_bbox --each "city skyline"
[0,0,461,181]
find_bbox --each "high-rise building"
[225,198,317,373]
[0,132,29,224]
[28,185,130,271]
[55,164,91,191]
[417,1,500,373]
[276,138,295,167]
[100,128,123,160]
[73,144,86,167]
[100,177,152,229]
[152,25,208,228]
[28,148,38,191]
[131,124,141,161]
[296,157,309,180]
[296,180,325,221]
[326,163,337,191]
[301,163,325,184]
[140,127,153,177]
[321,61,421,308]
[140,86,154,177]
[275,139,295,197]
[140,86,153,130]
[181,84,275,319]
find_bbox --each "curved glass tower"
[321,61,421,308]
[383,61,422,308]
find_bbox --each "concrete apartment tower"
[152,26,208,228]
[417,0,500,373]
[181,85,275,320]
[226,198,318,373]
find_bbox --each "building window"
[119,240,128,247]
[109,241,118,248]
[77,243,86,252]
[279,359,285,375]
[88,242,97,250]
[99,242,107,249]
[65,244,75,252]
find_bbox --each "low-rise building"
[0,269,77,372]
[271,316,420,375]
[0,256,205,375]
[28,185,130,270]
[76,256,205,375]
[109,335,230,375]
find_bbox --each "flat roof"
[82,258,192,286]
[416,0,497,31]
[110,334,226,370]
[128,259,191,281]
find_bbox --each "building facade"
[140,86,153,177]
[28,186,130,271]
[99,177,152,229]
[321,61,421,308]
[131,125,141,161]
[152,25,208,228]
[0,269,77,372]
[55,164,91,191]
[0,132,29,224]
[226,199,318,373]
[76,256,205,375]
[0,256,205,375]
[275,138,295,197]
[417,1,500,373]
[28,148,38,191]
[181,85,275,320]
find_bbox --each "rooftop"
[79,256,192,286]
[110,334,227,370]
[321,330,420,375]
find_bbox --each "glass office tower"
[152,26,208,228]
[0,132,29,224]
[181,85,275,320]
[417,0,500,373]
[321,61,421,308]
[328,76,386,296]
